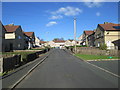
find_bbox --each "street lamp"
[74,17,77,53]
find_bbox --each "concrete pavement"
[88,60,119,76]
[2,52,50,88]
[14,49,118,88]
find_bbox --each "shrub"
[99,43,107,50]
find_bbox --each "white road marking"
[9,52,51,90]
[84,60,120,78]
[74,54,120,78]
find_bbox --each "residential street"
[14,49,118,88]
[1,2,120,89]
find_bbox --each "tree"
[68,39,74,41]
[53,38,59,41]
[53,38,64,41]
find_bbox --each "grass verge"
[75,54,119,60]
[0,70,14,76]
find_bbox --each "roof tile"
[99,23,120,30]
[4,25,20,32]
[84,31,94,35]
[53,40,65,43]
[24,32,34,37]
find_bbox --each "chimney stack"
[8,23,14,26]
[104,22,109,24]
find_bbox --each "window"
[106,41,111,46]
[18,44,21,47]
[18,36,21,39]
[97,35,99,38]
[113,26,120,29]
[98,42,100,47]
[101,33,103,37]
[107,32,109,34]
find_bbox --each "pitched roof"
[53,40,65,43]
[112,39,120,46]
[78,34,83,39]
[40,41,46,44]
[69,40,74,42]
[99,23,120,31]
[84,31,94,35]
[4,25,20,32]
[24,32,34,37]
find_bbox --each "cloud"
[83,0,103,8]
[96,12,101,16]
[51,6,82,16]
[46,21,57,27]
[46,32,50,34]
[50,15,63,20]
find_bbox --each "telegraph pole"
[74,17,77,53]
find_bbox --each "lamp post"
[74,17,77,53]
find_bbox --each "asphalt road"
[88,60,119,76]
[14,49,118,88]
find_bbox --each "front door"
[10,43,13,51]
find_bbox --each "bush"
[99,43,107,50]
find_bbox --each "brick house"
[87,31,95,47]
[94,22,120,49]
[81,30,94,46]
[68,40,79,46]
[48,40,65,48]
[35,37,41,47]
[4,24,27,51]
[24,32,35,49]
[39,41,47,48]
[78,34,83,45]
[0,22,10,52]
[53,40,65,48]
[65,40,73,47]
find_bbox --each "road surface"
[88,60,119,76]
[13,49,118,88]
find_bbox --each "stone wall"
[68,47,120,57]
[1,48,50,73]
[3,55,21,73]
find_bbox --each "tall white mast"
[74,17,77,53]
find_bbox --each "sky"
[2,2,119,41]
